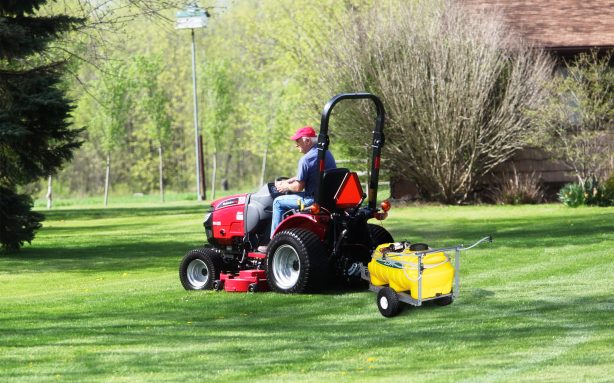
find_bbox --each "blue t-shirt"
[296,146,336,197]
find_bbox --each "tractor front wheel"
[179,248,222,290]
[266,229,328,294]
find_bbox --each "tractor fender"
[273,213,328,240]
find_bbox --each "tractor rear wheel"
[266,228,328,293]
[179,248,222,290]
[368,224,393,247]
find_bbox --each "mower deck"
[216,269,269,293]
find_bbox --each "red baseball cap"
[290,126,317,140]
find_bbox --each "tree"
[132,55,172,202]
[531,50,614,183]
[319,1,553,203]
[0,0,82,251]
[85,61,132,207]
[203,59,234,200]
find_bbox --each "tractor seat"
[320,168,364,211]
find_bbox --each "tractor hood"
[211,193,248,210]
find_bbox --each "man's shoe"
[257,245,268,253]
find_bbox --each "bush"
[0,187,44,253]
[559,176,614,207]
[319,1,552,203]
[600,174,614,205]
[582,176,604,206]
[491,166,544,205]
[531,50,614,182]
[559,183,585,207]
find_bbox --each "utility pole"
[176,3,209,201]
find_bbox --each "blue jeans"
[271,193,314,238]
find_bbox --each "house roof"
[460,0,614,51]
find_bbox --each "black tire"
[266,228,328,294]
[179,248,223,290]
[213,280,224,291]
[368,224,394,248]
[377,287,401,317]
[434,295,454,306]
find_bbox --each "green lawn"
[1,203,613,382]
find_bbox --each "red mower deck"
[216,269,268,293]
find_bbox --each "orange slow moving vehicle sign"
[334,172,364,209]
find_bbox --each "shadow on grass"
[1,206,612,276]
[42,205,206,221]
[1,242,204,273]
[1,289,611,368]
[387,212,614,250]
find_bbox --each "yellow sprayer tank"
[368,243,454,300]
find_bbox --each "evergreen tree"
[0,0,83,252]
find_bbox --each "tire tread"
[179,247,222,290]
[267,228,327,293]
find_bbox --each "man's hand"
[275,177,304,193]
[274,179,288,193]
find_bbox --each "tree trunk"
[211,151,217,200]
[46,175,52,210]
[260,142,269,187]
[260,119,274,186]
[158,145,165,203]
[104,154,111,208]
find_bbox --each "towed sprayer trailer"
[364,236,493,317]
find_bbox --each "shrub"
[559,183,585,207]
[558,177,614,207]
[531,50,614,183]
[0,187,44,253]
[582,176,604,206]
[491,165,544,205]
[603,175,614,205]
[318,1,552,203]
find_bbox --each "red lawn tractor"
[179,93,394,293]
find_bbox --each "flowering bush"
[559,176,614,207]
[559,183,585,207]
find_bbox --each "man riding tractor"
[179,93,393,293]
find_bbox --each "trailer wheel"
[434,295,454,306]
[179,248,222,290]
[377,287,401,317]
[266,228,327,294]
[368,224,394,247]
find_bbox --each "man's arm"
[275,178,305,193]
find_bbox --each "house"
[461,0,614,56]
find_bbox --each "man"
[270,125,336,239]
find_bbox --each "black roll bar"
[315,93,386,211]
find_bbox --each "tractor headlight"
[203,212,212,226]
